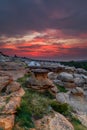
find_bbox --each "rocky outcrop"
[34,112,74,130]
[0,72,25,130]
[71,87,84,96]
[57,72,74,82]
[0,61,27,80]
[6,81,20,94]
[0,115,15,130]
[0,76,13,92]
[27,69,58,95]
[56,91,87,113]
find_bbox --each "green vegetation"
[61,61,87,70]
[50,100,71,116]
[14,89,52,129]
[0,128,4,130]
[15,96,34,129]
[17,73,30,84]
[71,118,87,130]
[14,74,53,129]
[56,85,67,92]
[14,73,87,130]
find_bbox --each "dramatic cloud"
[0,0,87,60]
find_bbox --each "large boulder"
[65,66,76,73]
[53,79,64,86]
[56,92,87,113]
[48,72,58,80]
[74,113,87,127]
[0,115,14,130]
[57,72,74,82]
[76,68,87,75]
[34,112,74,130]
[74,77,85,87]
[2,97,21,114]
[71,87,84,96]
[63,82,76,89]
[0,76,12,92]
[27,69,58,94]
[6,81,20,94]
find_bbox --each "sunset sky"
[0,0,87,61]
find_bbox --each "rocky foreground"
[0,53,87,130]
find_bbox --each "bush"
[56,85,67,92]
[50,101,70,115]
[71,116,87,130]
[15,98,34,129]
[0,128,4,130]
[14,88,52,129]
[23,90,51,119]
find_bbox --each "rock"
[12,87,25,97]
[48,72,58,80]
[74,77,85,87]
[0,76,12,92]
[27,69,58,93]
[71,87,84,96]
[56,92,70,103]
[65,66,76,73]
[75,113,87,127]
[6,81,20,94]
[82,75,87,83]
[0,115,15,130]
[2,96,21,114]
[34,112,74,130]
[56,92,87,113]
[73,73,83,78]
[28,61,41,67]
[76,68,87,75]
[83,84,87,90]
[63,82,76,89]
[49,85,59,95]
[57,72,74,82]
[53,79,64,86]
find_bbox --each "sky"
[0,0,87,61]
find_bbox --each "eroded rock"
[34,112,74,130]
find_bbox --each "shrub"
[50,100,70,115]
[23,89,51,119]
[0,128,4,130]
[56,85,67,92]
[15,98,34,129]
[71,116,87,130]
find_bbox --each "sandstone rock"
[53,79,64,86]
[56,92,87,113]
[65,66,76,73]
[48,72,58,80]
[2,96,21,114]
[73,73,83,78]
[82,75,87,83]
[74,77,85,87]
[0,76,12,92]
[57,72,74,82]
[27,69,58,92]
[34,112,74,130]
[12,87,25,97]
[75,113,87,127]
[0,115,14,130]
[71,87,84,96]
[63,82,76,89]
[76,68,87,75]
[6,81,20,94]
[56,92,70,103]
[49,85,59,95]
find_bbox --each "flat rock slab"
[0,115,15,130]
[34,112,74,130]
